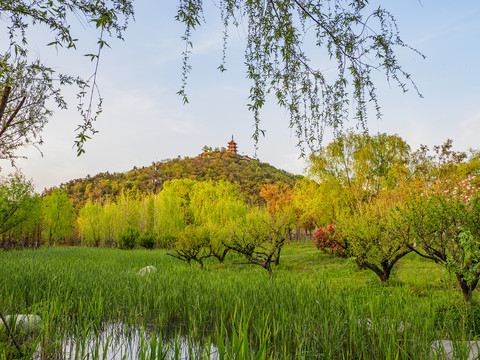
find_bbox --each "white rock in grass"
[137,265,157,276]
[431,340,480,360]
[0,314,41,333]
[357,318,411,333]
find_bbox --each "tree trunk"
[457,274,474,302]
[379,270,391,284]
[363,262,391,284]
[274,247,282,266]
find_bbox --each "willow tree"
[177,0,422,150]
[0,0,134,160]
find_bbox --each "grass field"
[0,245,479,359]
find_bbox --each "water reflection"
[34,322,219,360]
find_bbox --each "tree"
[308,131,411,198]
[306,132,414,282]
[0,0,134,159]
[0,172,36,235]
[305,131,412,233]
[399,140,480,302]
[291,177,343,236]
[403,192,480,302]
[225,207,293,275]
[78,201,103,246]
[168,225,211,267]
[117,226,140,250]
[336,192,411,283]
[177,1,422,151]
[0,171,41,249]
[42,189,76,246]
[2,1,418,159]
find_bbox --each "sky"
[1,0,480,191]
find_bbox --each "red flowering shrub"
[313,224,345,256]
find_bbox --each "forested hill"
[58,151,303,209]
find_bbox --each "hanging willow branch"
[176,0,424,153]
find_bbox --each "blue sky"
[1,0,480,191]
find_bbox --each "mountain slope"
[58,151,302,208]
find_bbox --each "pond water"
[32,322,219,360]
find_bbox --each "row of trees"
[0,173,76,249]
[0,174,296,274]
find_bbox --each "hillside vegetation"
[57,151,302,209]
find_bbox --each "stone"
[357,317,411,333]
[0,314,41,333]
[431,340,480,360]
[137,265,157,275]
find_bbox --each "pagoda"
[227,136,238,154]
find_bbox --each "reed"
[0,246,478,359]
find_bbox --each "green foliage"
[306,132,417,282]
[337,195,411,283]
[448,229,480,284]
[42,189,76,246]
[308,131,411,197]
[168,225,211,267]
[226,207,292,274]
[60,153,301,209]
[1,193,43,249]
[157,233,177,249]
[0,172,36,236]
[78,202,103,247]
[190,180,247,226]
[177,1,421,152]
[0,0,134,158]
[138,232,157,249]
[403,194,480,301]
[156,179,196,233]
[117,226,140,250]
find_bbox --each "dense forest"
[54,151,302,209]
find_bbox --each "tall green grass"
[0,246,478,359]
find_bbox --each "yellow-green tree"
[42,189,76,245]
[225,207,293,275]
[78,202,103,247]
[336,192,411,283]
[400,141,480,302]
[0,172,41,248]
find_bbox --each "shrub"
[117,227,140,250]
[157,233,177,249]
[138,232,157,249]
[313,224,345,256]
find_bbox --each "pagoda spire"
[227,136,238,154]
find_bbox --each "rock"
[431,340,480,360]
[357,318,411,333]
[137,265,157,275]
[0,314,41,333]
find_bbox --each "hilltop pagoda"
[227,136,238,154]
